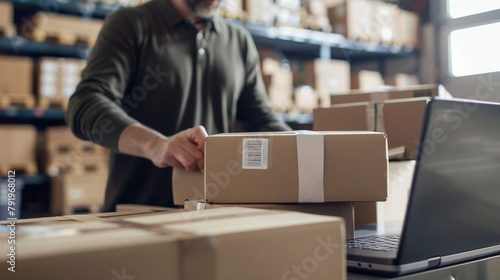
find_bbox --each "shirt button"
[197,32,203,40]
[198,48,205,56]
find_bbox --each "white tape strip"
[295,131,325,203]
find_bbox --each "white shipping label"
[242,138,269,169]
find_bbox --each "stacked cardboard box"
[314,97,430,159]
[330,84,449,105]
[294,85,319,113]
[243,0,275,24]
[384,73,420,87]
[0,207,346,280]
[303,0,332,31]
[258,48,294,112]
[351,70,385,90]
[43,126,109,215]
[0,55,35,109]
[0,1,16,38]
[327,0,419,47]
[0,125,37,175]
[21,12,104,46]
[328,0,379,42]
[275,0,305,28]
[36,57,86,109]
[298,59,350,107]
[219,0,245,19]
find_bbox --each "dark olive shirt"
[66,0,290,211]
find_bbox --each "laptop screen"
[398,98,500,264]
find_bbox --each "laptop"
[347,98,500,276]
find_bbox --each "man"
[66,0,291,211]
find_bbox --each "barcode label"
[242,138,268,169]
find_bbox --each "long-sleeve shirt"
[66,0,291,211]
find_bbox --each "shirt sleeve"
[65,8,140,151]
[236,29,292,132]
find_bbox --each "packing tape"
[295,131,324,203]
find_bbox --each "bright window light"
[450,22,500,77]
[448,0,500,19]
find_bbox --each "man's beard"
[185,0,221,19]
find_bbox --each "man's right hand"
[149,126,208,170]
[118,124,208,171]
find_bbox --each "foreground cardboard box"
[355,160,415,227]
[330,84,450,105]
[0,207,346,280]
[184,200,355,239]
[202,131,387,203]
[314,97,429,159]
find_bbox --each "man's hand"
[118,124,208,171]
[149,126,208,170]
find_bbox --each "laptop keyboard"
[346,235,400,252]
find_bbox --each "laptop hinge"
[427,257,441,268]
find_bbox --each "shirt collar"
[155,0,221,33]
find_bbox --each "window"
[448,0,500,19]
[449,22,500,77]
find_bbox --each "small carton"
[203,131,388,203]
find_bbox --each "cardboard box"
[355,160,415,226]
[313,101,374,131]
[0,55,33,96]
[36,57,85,99]
[375,1,399,45]
[203,131,388,203]
[330,84,450,105]
[394,9,419,48]
[384,73,419,87]
[0,1,13,26]
[0,125,37,174]
[243,0,275,24]
[50,172,108,215]
[42,126,108,176]
[376,98,428,159]
[351,70,384,90]
[1,207,346,280]
[328,0,379,42]
[184,200,355,239]
[304,59,351,107]
[314,97,429,159]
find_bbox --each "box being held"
[203,131,388,203]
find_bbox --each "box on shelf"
[0,1,15,38]
[196,131,387,204]
[21,12,104,46]
[374,1,400,45]
[328,0,379,42]
[394,9,419,48]
[302,59,351,107]
[259,48,294,112]
[0,125,37,175]
[355,160,415,226]
[35,57,86,109]
[314,97,429,159]
[184,200,355,239]
[42,126,109,176]
[384,73,419,87]
[50,171,108,215]
[294,85,319,113]
[243,0,275,24]
[351,70,385,91]
[1,207,346,280]
[219,0,245,19]
[330,84,450,105]
[0,55,35,109]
